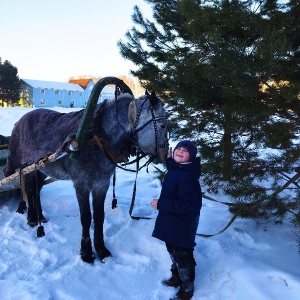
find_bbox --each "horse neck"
[96,98,133,151]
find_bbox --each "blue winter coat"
[152,157,202,248]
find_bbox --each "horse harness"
[88,93,168,166]
[131,94,168,157]
[87,93,168,219]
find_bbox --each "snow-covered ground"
[0,107,299,300]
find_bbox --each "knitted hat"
[174,140,197,161]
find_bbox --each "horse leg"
[17,173,28,214]
[22,172,46,226]
[92,185,112,261]
[34,170,47,224]
[75,186,95,263]
[25,184,36,227]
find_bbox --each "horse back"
[4,108,84,176]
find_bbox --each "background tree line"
[118,0,300,233]
[0,58,21,107]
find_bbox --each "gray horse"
[4,92,168,263]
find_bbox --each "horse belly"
[40,162,71,180]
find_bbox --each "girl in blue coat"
[151,140,202,300]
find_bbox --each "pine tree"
[118,1,300,229]
[0,58,21,107]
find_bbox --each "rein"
[122,93,168,219]
[82,88,166,220]
[128,152,152,220]
[110,89,168,219]
[89,132,154,217]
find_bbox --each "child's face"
[173,147,190,163]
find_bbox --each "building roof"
[68,78,93,89]
[22,79,84,92]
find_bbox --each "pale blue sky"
[0,0,152,82]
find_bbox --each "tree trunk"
[222,112,233,181]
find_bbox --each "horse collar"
[88,134,128,164]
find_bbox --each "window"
[79,92,82,96]
[70,100,75,108]
[55,90,60,95]
[58,100,62,105]
[40,99,45,104]
[68,91,72,96]
[41,89,45,94]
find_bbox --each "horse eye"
[161,124,166,129]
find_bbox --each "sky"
[0,107,300,300]
[0,0,152,82]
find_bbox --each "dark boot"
[170,289,194,300]
[162,275,181,287]
[162,265,181,287]
[176,267,195,298]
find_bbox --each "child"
[151,140,202,300]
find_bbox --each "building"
[20,78,120,108]
[21,79,94,108]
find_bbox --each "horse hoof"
[27,219,38,227]
[80,250,95,264]
[80,237,95,263]
[97,248,112,261]
[40,214,48,223]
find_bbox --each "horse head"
[129,91,169,164]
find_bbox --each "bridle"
[131,95,168,161]
[112,92,169,219]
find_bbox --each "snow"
[0,107,299,300]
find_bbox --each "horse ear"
[128,100,137,130]
[149,91,158,107]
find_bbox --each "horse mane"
[88,93,137,161]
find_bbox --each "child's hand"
[167,147,172,158]
[151,199,158,210]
